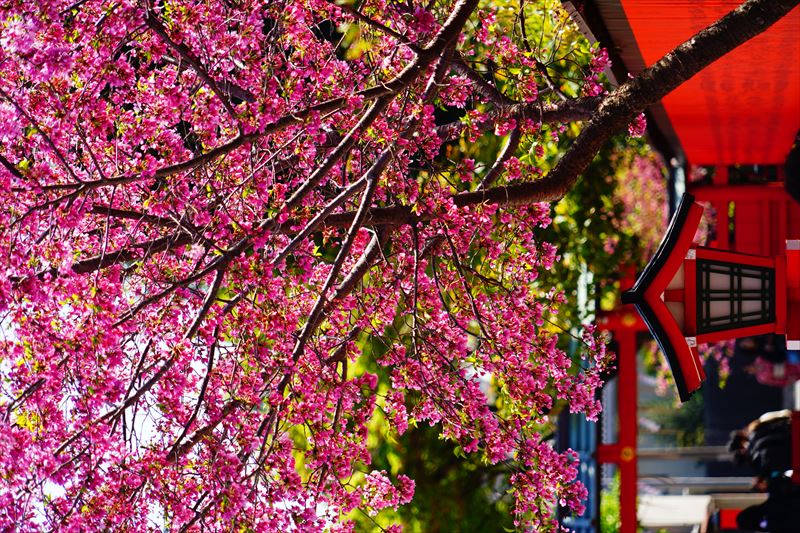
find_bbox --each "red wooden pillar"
[596,315,642,533]
[616,327,638,533]
[597,274,647,533]
[792,411,800,485]
[788,241,800,349]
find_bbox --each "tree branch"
[478,127,522,189]
[144,11,244,119]
[433,96,602,141]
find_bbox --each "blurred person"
[728,410,793,489]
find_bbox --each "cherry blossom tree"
[0,0,796,530]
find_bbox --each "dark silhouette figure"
[728,410,792,483]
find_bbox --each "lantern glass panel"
[696,260,774,334]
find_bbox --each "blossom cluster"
[0,0,614,530]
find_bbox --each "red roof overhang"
[568,1,800,166]
[622,194,706,401]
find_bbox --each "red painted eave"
[623,195,706,401]
[576,1,800,166]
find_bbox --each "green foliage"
[540,136,662,322]
[599,473,621,533]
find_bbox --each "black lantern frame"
[696,259,775,335]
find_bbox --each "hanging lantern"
[694,250,775,336]
[622,193,798,401]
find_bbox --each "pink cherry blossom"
[0,0,673,530]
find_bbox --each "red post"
[788,242,800,348]
[616,328,638,533]
[597,294,646,533]
[792,411,800,485]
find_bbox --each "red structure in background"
[596,269,647,533]
[613,1,800,167]
[598,232,800,532]
[616,193,800,531]
[690,170,800,348]
[622,193,798,400]
[689,169,800,258]
[566,1,800,531]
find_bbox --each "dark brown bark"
[11,232,195,284]
[434,96,603,141]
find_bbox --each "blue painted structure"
[558,410,599,532]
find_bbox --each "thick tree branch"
[434,96,603,141]
[12,0,793,287]
[329,0,800,225]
